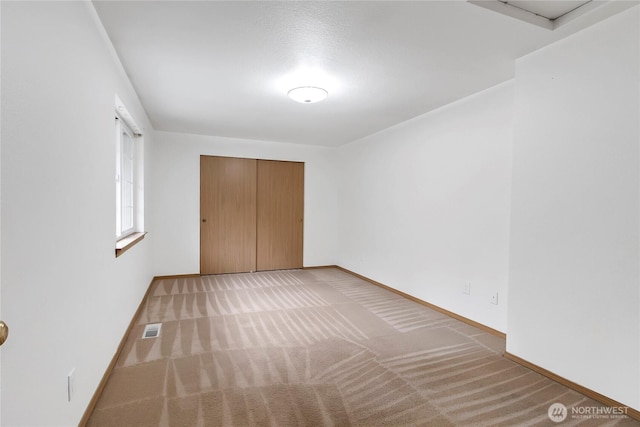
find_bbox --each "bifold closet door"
[200,156,257,275]
[256,160,304,271]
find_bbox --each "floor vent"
[142,323,162,339]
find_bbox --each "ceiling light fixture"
[287,86,328,104]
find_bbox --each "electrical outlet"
[68,368,76,402]
[491,292,499,305]
[463,282,471,295]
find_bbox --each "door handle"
[0,321,8,346]
[202,219,207,223]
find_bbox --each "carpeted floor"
[87,268,638,426]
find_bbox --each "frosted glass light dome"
[287,86,328,104]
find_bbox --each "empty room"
[1,0,640,426]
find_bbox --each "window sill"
[115,232,147,258]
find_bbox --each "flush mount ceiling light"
[287,86,328,104]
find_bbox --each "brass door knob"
[0,321,8,346]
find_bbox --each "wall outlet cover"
[491,292,499,305]
[68,368,76,402]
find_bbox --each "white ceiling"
[92,0,636,147]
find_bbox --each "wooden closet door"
[256,160,304,271]
[200,156,257,274]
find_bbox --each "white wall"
[0,1,3,422]
[150,131,339,276]
[1,2,154,426]
[336,81,514,332]
[508,5,640,410]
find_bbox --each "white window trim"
[115,95,145,256]
[115,116,136,239]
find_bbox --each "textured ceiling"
[92,1,634,146]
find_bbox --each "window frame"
[114,96,145,257]
[115,115,136,239]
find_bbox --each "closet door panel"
[200,156,257,274]
[256,160,304,271]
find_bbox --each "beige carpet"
[88,268,638,426]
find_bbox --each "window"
[116,117,135,238]
[115,96,145,256]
